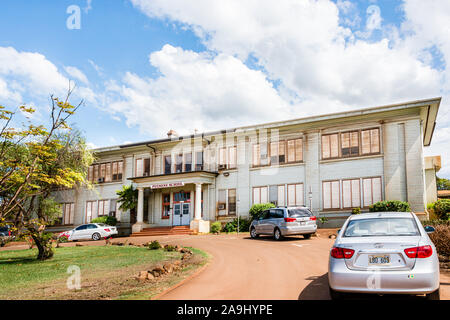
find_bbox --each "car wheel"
[273,228,283,241]
[250,227,259,239]
[303,234,312,239]
[329,287,343,300]
[92,233,101,241]
[426,288,440,300]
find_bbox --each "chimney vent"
[167,130,178,139]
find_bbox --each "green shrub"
[428,225,450,257]
[422,220,450,227]
[164,244,177,252]
[369,200,411,212]
[148,240,162,250]
[433,199,450,220]
[249,203,275,221]
[222,217,252,233]
[91,216,117,226]
[210,222,222,234]
[352,207,361,215]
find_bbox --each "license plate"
[368,255,390,265]
[300,222,306,226]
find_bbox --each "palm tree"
[116,185,138,224]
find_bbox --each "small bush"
[249,203,275,221]
[148,240,161,250]
[164,244,177,252]
[210,222,222,234]
[369,200,410,212]
[222,217,252,233]
[91,216,117,226]
[58,234,69,243]
[428,225,450,257]
[352,207,361,215]
[433,199,450,220]
[422,219,450,227]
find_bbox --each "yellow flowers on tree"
[0,88,94,260]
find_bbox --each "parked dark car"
[0,225,14,247]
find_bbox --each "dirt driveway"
[127,233,450,300]
[3,233,449,300]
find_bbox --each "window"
[270,141,286,165]
[363,177,382,207]
[195,151,203,171]
[253,186,268,204]
[219,146,237,170]
[322,134,339,159]
[341,131,359,157]
[173,191,190,202]
[269,209,284,218]
[361,128,380,155]
[110,199,117,218]
[164,155,172,174]
[343,218,419,237]
[252,144,261,167]
[88,161,123,183]
[85,201,98,223]
[61,203,75,225]
[136,158,151,176]
[219,147,227,169]
[218,189,227,216]
[98,200,110,217]
[342,179,361,209]
[228,189,236,215]
[287,139,303,163]
[287,183,304,206]
[162,194,170,219]
[175,154,183,173]
[323,180,340,210]
[184,153,192,172]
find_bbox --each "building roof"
[93,97,441,153]
[425,156,441,172]
[438,190,450,198]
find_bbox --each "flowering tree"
[0,88,94,260]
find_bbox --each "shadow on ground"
[243,236,311,242]
[298,273,430,300]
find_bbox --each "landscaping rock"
[137,271,148,282]
[147,272,154,280]
[76,243,84,247]
[328,234,337,239]
[182,253,191,260]
[180,248,193,254]
[163,263,174,274]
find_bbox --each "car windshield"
[288,208,312,218]
[343,218,420,237]
[96,223,108,227]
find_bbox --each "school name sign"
[150,182,185,189]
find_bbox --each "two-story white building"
[53,97,442,235]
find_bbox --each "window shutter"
[361,130,371,154]
[351,179,361,208]
[70,203,75,224]
[104,200,110,216]
[229,146,236,168]
[330,134,339,158]
[322,135,330,159]
[279,141,286,164]
[270,142,278,165]
[288,184,296,206]
[98,200,104,217]
[252,144,260,166]
[253,188,260,204]
[295,184,304,206]
[278,185,285,207]
[105,163,112,182]
[331,181,340,209]
[342,180,351,208]
[295,139,302,161]
[323,182,331,209]
[287,140,296,162]
[372,177,382,203]
[371,129,380,153]
[260,187,268,203]
[363,178,372,207]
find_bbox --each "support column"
[195,183,202,220]
[132,187,145,233]
[190,183,210,233]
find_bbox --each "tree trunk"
[32,235,54,261]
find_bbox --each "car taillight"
[284,218,296,222]
[104,228,111,232]
[330,247,355,259]
[8,231,11,236]
[404,245,433,259]
[309,216,317,221]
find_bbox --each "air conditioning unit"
[97,178,105,183]
[218,164,227,170]
[218,203,226,210]
[143,172,149,177]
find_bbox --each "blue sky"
[0,0,449,177]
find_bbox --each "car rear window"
[343,218,420,237]
[288,208,312,218]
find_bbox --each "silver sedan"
[328,212,440,299]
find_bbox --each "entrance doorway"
[173,203,191,226]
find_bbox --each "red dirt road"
[2,233,449,300]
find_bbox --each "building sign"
[150,182,185,189]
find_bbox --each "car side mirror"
[424,226,435,234]
[337,229,341,234]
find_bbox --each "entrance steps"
[130,225,194,237]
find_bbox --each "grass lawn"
[0,245,208,300]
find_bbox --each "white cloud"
[104,44,289,136]
[366,5,382,32]
[64,66,89,85]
